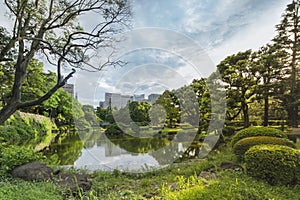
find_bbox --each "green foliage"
[245,144,300,185]
[21,59,56,103]
[156,90,180,128]
[191,78,212,133]
[0,112,55,142]
[0,181,62,200]
[231,126,287,147]
[255,44,284,126]
[129,101,151,124]
[0,145,43,175]
[161,175,207,200]
[217,50,258,128]
[222,126,235,137]
[81,105,101,127]
[105,123,124,136]
[273,0,300,127]
[160,170,300,200]
[0,126,19,142]
[233,136,296,158]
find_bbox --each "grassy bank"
[0,142,299,200]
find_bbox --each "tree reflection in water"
[37,129,207,169]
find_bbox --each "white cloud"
[0,0,292,106]
[208,0,290,64]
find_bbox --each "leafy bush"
[0,145,44,175]
[222,126,235,137]
[0,126,20,142]
[245,145,300,185]
[231,126,287,147]
[233,136,296,158]
[0,112,55,142]
[104,123,124,136]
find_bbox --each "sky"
[0,0,292,106]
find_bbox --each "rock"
[11,162,54,181]
[56,173,92,193]
[220,161,243,171]
[199,170,217,180]
[11,162,92,194]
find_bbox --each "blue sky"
[0,0,291,106]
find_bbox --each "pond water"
[27,129,203,172]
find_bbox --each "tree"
[0,0,131,124]
[129,101,151,125]
[217,50,259,128]
[82,105,101,126]
[155,90,180,128]
[273,0,300,127]
[255,44,284,126]
[149,104,166,126]
[191,78,211,132]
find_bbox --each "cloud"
[0,0,292,106]
[208,0,290,63]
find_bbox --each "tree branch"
[18,68,76,108]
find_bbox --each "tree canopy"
[0,0,131,124]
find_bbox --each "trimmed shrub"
[245,144,300,185]
[233,136,296,158]
[231,126,287,147]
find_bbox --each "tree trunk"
[0,102,19,124]
[263,94,269,127]
[287,104,298,128]
[242,102,250,128]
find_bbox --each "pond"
[25,129,205,172]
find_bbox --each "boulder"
[11,162,92,194]
[56,173,92,193]
[199,170,217,180]
[11,162,54,181]
[220,161,243,171]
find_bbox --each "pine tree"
[273,0,300,127]
[256,44,285,126]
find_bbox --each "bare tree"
[0,0,131,123]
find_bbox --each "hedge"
[233,136,296,158]
[231,126,287,147]
[245,145,300,185]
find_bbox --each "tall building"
[148,94,160,104]
[62,84,75,98]
[133,94,145,102]
[103,93,133,109]
[120,95,133,107]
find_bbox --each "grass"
[161,171,300,200]
[0,179,62,200]
[0,141,299,199]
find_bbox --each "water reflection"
[38,129,203,171]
